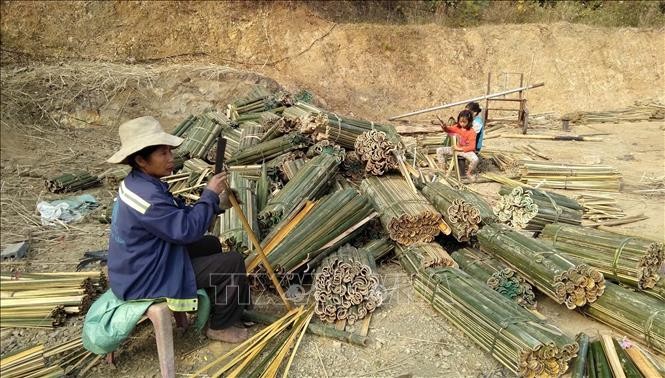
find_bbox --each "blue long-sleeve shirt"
[108,169,221,310]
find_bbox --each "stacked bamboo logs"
[258,111,285,142]
[249,188,375,275]
[452,248,537,310]
[396,242,456,275]
[421,182,482,242]
[540,224,664,290]
[259,154,339,230]
[0,271,105,328]
[354,130,401,175]
[407,266,578,377]
[46,172,101,193]
[360,176,442,245]
[228,133,311,165]
[314,245,383,324]
[519,161,623,191]
[217,172,258,253]
[582,282,665,355]
[478,224,605,309]
[495,186,583,231]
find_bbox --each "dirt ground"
[1,2,664,377]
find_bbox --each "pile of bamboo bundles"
[421,182,482,242]
[576,193,626,222]
[354,130,401,175]
[314,245,383,324]
[193,306,313,377]
[582,282,665,355]
[540,224,664,290]
[249,188,375,275]
[258,154,339,230]
[396,242,456,275]
[478,224,606,309]
[452,248,537,310]
[228,133,311,165]
[563,99,665,124]
[0,271,105,328]
[225,87,291,120]
[216,172,258,254]
[174,111,230,159]
[409,266,578,377]
[519,161,623,191]
[237,121,265,150]
[45,172,101,193]
[0,336,99,378]
[306,140,346,163]
[360,176,442,245]
[495,186,583,231]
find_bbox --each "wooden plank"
[358,313,372,337]
[600,335,626,378]
[335,319,346,331]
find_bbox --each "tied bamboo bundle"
[175,112,229,159]
[519,161,623,191]
[363,238,395,262]
[0,271,106,328]
[171,114,195,137]
[237,121,265,150]
[225,88,290,120]
[495,186,583,231]
[360,176,442,246]
[478,224,606,309]
[217,172,258,254]
[563,99,665,125]
[306,140,346,163]
[45,172,101,193]
[228,133,311,165]
[582,282,665,355]
[421,182,482,242]
[354,130,401,176]
[540,224,664,290]
[281,105,328,134]
[576,193,626,222]
[98,165,131,187]
[259,154,339,230]
[280,159,306,182]
[192,306,313,378]
[341,151,365,181]
[456,189,498,225]
[313,245,383,324]
[395,242,456,276]
[452,248,537,310]
[258,111,285,142]
[407,266,577,377]
[249,188,375,275]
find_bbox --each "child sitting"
[436,109,478,180]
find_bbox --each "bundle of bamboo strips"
[238,121,265,150]
[582,282,665,355]
[0,271,105,328]
[395,242,456,275]
[228,133,311,165]
[354,130,401,175]
[175,112,229,159]
[495,186,583,231]
[306,140,346,163]
[226,88,290,120]
[478,224,605,309]
[575,335,648,378]
[97,165,131,187]
[0,338,96,378]
[256,163,270,212]
[576,193,626,222]
[519,161,623,191]
[407,266,577,377]
[452,248,537,310]
[259,154,339,230]
[258,111,285,142]
[217,172,258,254]
[249,188,375,275]
[280,159,306,182]
[563,100,664,125]
[281,105,328,135]
[421,182,482,242]
[314,245,383,324]
[45,172,101,193]
[360,176,442,245]
[456,189,498,225]
[540,224,664,290]
[363,238,395,262]
[341,151,365,181]
[162,158,213,201]
[192,306,313,378]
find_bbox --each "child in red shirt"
[436,110,479,180]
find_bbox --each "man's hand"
[206,172,230,195]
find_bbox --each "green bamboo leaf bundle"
[314,244,383,324]
[354,130,402,175]
[408,266,578,377]
[360,175,442,245]
[540,224,664,290]
[259,154,339,230]
[45,172,101,193]
[253,188,375,274]
[582,282,665,355]
[495,186,583,231]
[306,140,346,163]
[395,242,456,276]
[218,172,258,254]
[228,132,311,165]
[519,161,623,191]
[452,248,537,310]
[478,223,606,309]
[421,182,482,242]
